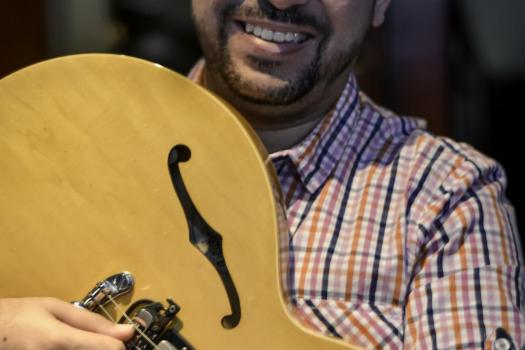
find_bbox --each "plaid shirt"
[190,62,525,349]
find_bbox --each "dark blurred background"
[1,0,524,251]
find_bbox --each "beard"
[194,2,367,106]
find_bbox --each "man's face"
[193,0,384,106]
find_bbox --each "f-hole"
[167,144,241,329]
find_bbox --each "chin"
[227,62,311,105]
[233,80,302,105]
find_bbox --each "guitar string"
[95,297,162,350]
[94,300,142,350]
[98,297,160,350]
[105,295,164,350]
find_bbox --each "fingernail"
[116,323,135,339]
[116,323,134,331]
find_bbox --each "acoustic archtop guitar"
[0,54,360,350]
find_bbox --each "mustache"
[221,3,331,36]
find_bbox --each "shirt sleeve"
[404,146,525,349]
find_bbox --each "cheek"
[322,2,374,51]
[192,0,233,20]
[191,0,205,19]
[193,7,220,48]
[192,1,220,28]
[193,0,235,40]
[325,0,375,30]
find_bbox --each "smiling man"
[192,0,389,152]
[1,0,524,349]
[190,0,525,348]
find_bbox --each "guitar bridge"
[123,299,195,350]
[74,273,195,350]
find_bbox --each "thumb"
[99,322,135,341]
[43,298,135,340]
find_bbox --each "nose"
[265,0,310,10]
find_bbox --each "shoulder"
[358,95,522,261]
[359,92,505,191]
[357,93,510,232]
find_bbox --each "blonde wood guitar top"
[0,54,361,350]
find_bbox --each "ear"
[372,0,392,27]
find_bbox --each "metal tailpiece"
[73,272,135,311]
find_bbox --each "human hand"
[0,297,134,350]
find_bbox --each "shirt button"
[493,337,512,350]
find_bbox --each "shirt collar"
[188,60,361,194]
[270,75,361,193]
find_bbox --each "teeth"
[261,29,273,41]
[273,32,285,43]
[244,23,307,43]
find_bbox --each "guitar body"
[0,55,357,349]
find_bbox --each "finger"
[42,298,134,341]
[50,319,127,350]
